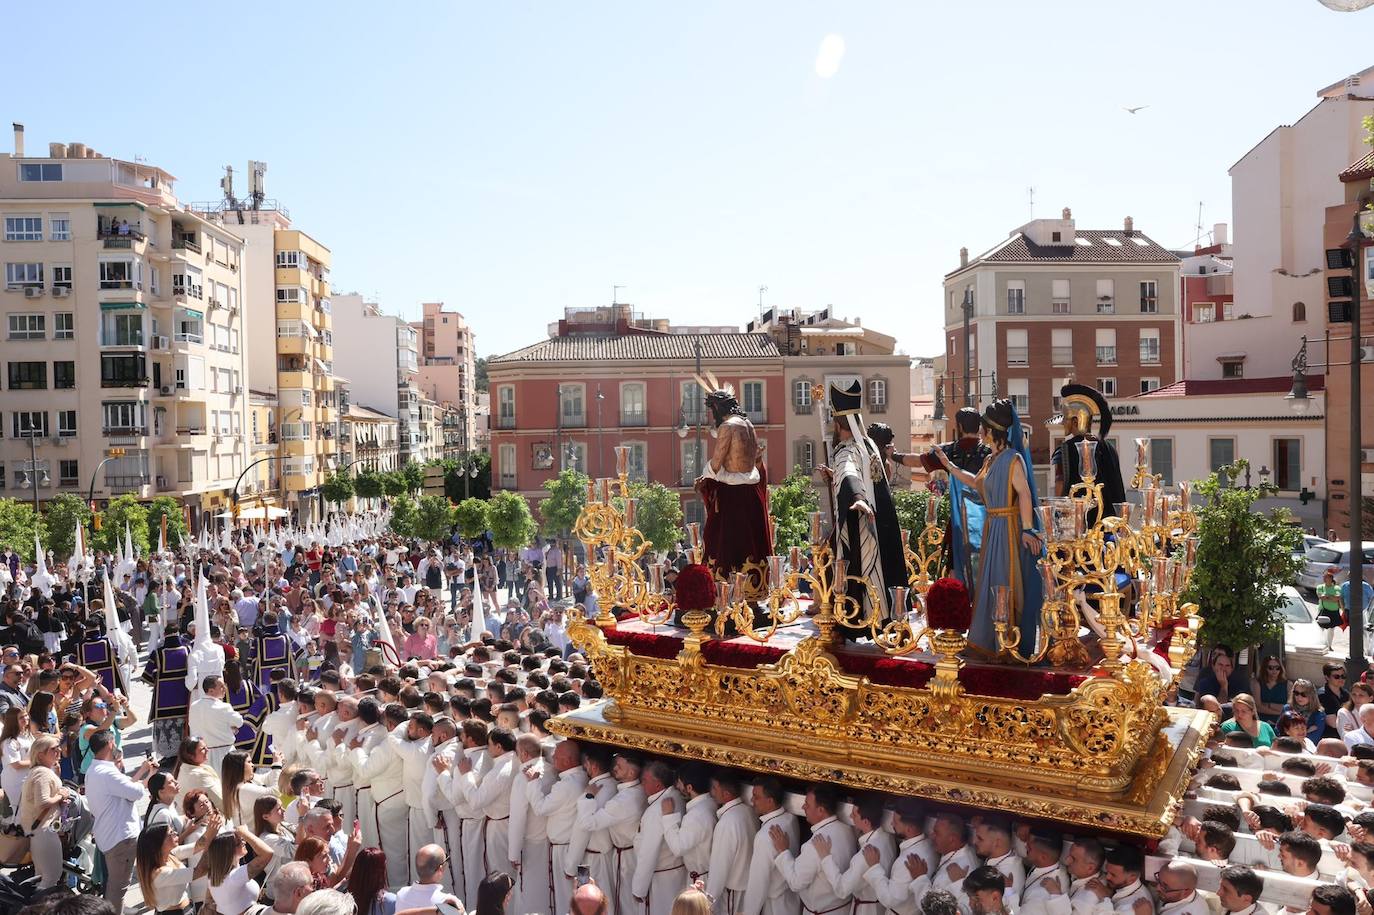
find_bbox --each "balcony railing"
[498,474,517,489]
[102,426,148,437]
[99,279,138,290]
[173,284,204,299]
[1051,298,1071,314]
[620,411,648,427]
[1006,346,1029,366]
[103,237,134,250]
[172,238,201,254]
[101,333,145,348]
[1095,299,1115,314]
[1095,346,1117,365]
[175,332,204,345]
[106,474,150,490]
[101,377,149,388]
[560,413,586,428]
[1052,346,1074,365]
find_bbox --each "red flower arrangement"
[606,629,683,659]
[925,577,973,631]
[675,564,716,612]
[701,641,787,668]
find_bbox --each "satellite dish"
[1317,0,1374,9]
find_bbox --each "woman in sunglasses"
[1285,677,1327,744]
[1251,655,1291,724]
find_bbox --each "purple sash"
[148,644,190,719]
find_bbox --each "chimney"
[959,246,968,267]
[1213,222,1228,246]
[1062,207,1072,220]
[11,123,22,157]
[1123,215,1134,235]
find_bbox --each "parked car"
[1297,541,1374,593]
[1294,534,1328,565]
[1278,585,1339,684]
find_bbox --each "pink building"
[411,301,478,451]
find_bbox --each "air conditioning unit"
[233,385,243,395]
[153,335,168,350]
[1364,448,1374,464]
[1361,345,1374,363]
[51,286,69,298]
[24,286,43,299]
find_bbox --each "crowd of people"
[0,517,1363,915]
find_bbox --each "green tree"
[98,495,149,558]
[890,488,950,541]
[489,491,537,550]
[144,496,188,552]
[454,497,491,539]
[389,494,418,537]
[381,472,409,499]
[355,469,385,501]
[43,493,92,559]
[400,462,425,493]
[474,357,489,393]
[444,453,491,502]
[1184,460,1302,652]
[413,495,456,543]
[624,481,683,553]
[539,469,590,538]
[769,467,821,550]
[0,500,46,560]
[321,473,356,505]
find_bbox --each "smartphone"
[575,864,591,887]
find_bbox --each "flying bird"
[1123,105,1149,114]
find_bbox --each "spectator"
[207,827,276,915]
[296,889,360,915]
[85,727,154,904]
[1317,663,1351,738]
[1221,694,1276,747]
[270,861,316,915]
[570,881,610,915]
[395,843,463,911]
[1341,574,1374,626]
[1317,569,1344,645]
[1276,711,1318,752]
[1344,703,1374,750]
[1338,681,1374,736]
[1196,646,1249,719]
[670,885,712,915]
[476,872,516,915]
[1251,656,1291,724]
[1285,679,1327,743]
[346,847,395,915]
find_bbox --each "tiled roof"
[1341,149,1374,182]
[488,332,780,364]
[1137,376,1326,398]
[948,230,1179,278]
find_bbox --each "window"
[1293,301,1307,323]
[276,287,306,303]
[98,259,137,289]
[102,312,144,347]
[867,378,887,413]
[742,381,764,421]
[102,402,146,433]
[57,410,76,436]
[1006,281,1026,315]
[682,439,705,481]
[0,464,5,489]
[52,360,74,389]
[1006,329,1029,366]
[100,354,146,387]
[8,361,46,390]
[1221,360,1244,379]
[1051,378,1069,414]
[4,216,42,241]
[58,460,77,486]
[620,383,646,425]
[11,411,47,437]
[680,381,703,424]
[49,215,70,241]
[792,379,813,413]
[1139,329,1161,365]
[104,450,149,489]
[794,439,815,473]
[8,314,44,340]
[498,443,517,488]
[834,341,856,356]
[1096,377,1117,397]
[1052,328,1073,366]
[1051,279,1071,314]
[1150,438,1174,486]
[497,385,515,428]
[1095,328,1117,365]
[1139,281,1158,313]
[625,442,647,482]
[1273,438,1301,491]
[1096,279,1115,313]
[275,250,302,268]
[559,384,585,426]
[19,163,62,182]
[1193,304,1215,323]
[1051,231,1062,243]
[1208,437,1235,473]
[51,265,71,289]
[1139,377,1160,394]
[5,262,43,286]
[1008,378,1029,416]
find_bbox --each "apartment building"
[745,307,912,489]
[488,304,784,524]
[330,293,424,463]
[194,198,337,524]
[346,404,400,473]
[0,126,249,527]
[412,302,478,452]
[440,402,465,460]
[942,209,1181,470]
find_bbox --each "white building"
[330,292,423,463]
[1115,376,1326,530]
[1187,67,1374,380]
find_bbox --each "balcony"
[105,474,150,491]
[172,284,204,301]
[1051,298,1071,314]
[1095,346,1117,366]
[172,235,201,254]
[101,332,146,349]
[498,474,517,489]
[619,411,648,427]
[1095,298,1115,314]
[1006,346,1029,366]
[1052,346,1074,366]
[745,408,768,424]
[103,237,136,250]
[174,331,204,345]
[99,279,140,291]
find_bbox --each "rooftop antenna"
[247,160,267,211]
[1028,186,1035,219]
[612,285,624,305]
[758,285,769,326]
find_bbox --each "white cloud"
[814,34,846,79]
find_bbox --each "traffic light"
[1327,247,1356,324]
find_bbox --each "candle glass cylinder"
[768,555,785,591]
[1073,499,1087,537]
[810,512,824,543]
[733,572,747,603]
[687,523,703,552]
[624,498,638,529]
[890,586,908,615]
[650,563,664,593]
[1038,505,1056,541]
[1135,438,1151,475]
[788,546,801,573]
[901,528,910,550]
[994,585,1010,624]
[1177,480,1191,513]
[1076,439,1098,481]
[599,478,612,503]
[834,559,848,589]
[926,497,939,525]
[1143,488,1157,526]
[1153,555,1168,593]
[1115,502,1133,526]
[614,446,629,477]
[587,478,598,503]
[1038,559,1057,597]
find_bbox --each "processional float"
[551,394,1212,840]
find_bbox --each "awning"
[313,358,329,373]
[100,301,145,311]
[179,308,204,320]
[215,506,291,520]
[93,201,146,211]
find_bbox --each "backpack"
[425,564,443,589]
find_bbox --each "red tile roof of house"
[947,230,1179,278]
[1136,375,1326,398]
[1341,149,1374,182]
[489,332,780,364]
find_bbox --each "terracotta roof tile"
[947,230,1179,278]
[1136,376,1325,398]
[489,332,780,364]
[1341,149,1374,182]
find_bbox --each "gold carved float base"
[549,702,1214,840]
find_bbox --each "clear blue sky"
[6,1,1370,359]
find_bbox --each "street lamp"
[16,415,47,514]
[1286,336,1312,414]
[595,385,606,479]
[962,288,974,407]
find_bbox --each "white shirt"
[743,807,799,915]
[864,833,936,915]
[209,864,261,915]
[527,763,588,844]
[664,792,718,878]
[188,695,243,748]
[773,814,859,915]
[86,758,146,852]
[395,883,460,911]
[1160,891,1213,915]
[707,797,760,902]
